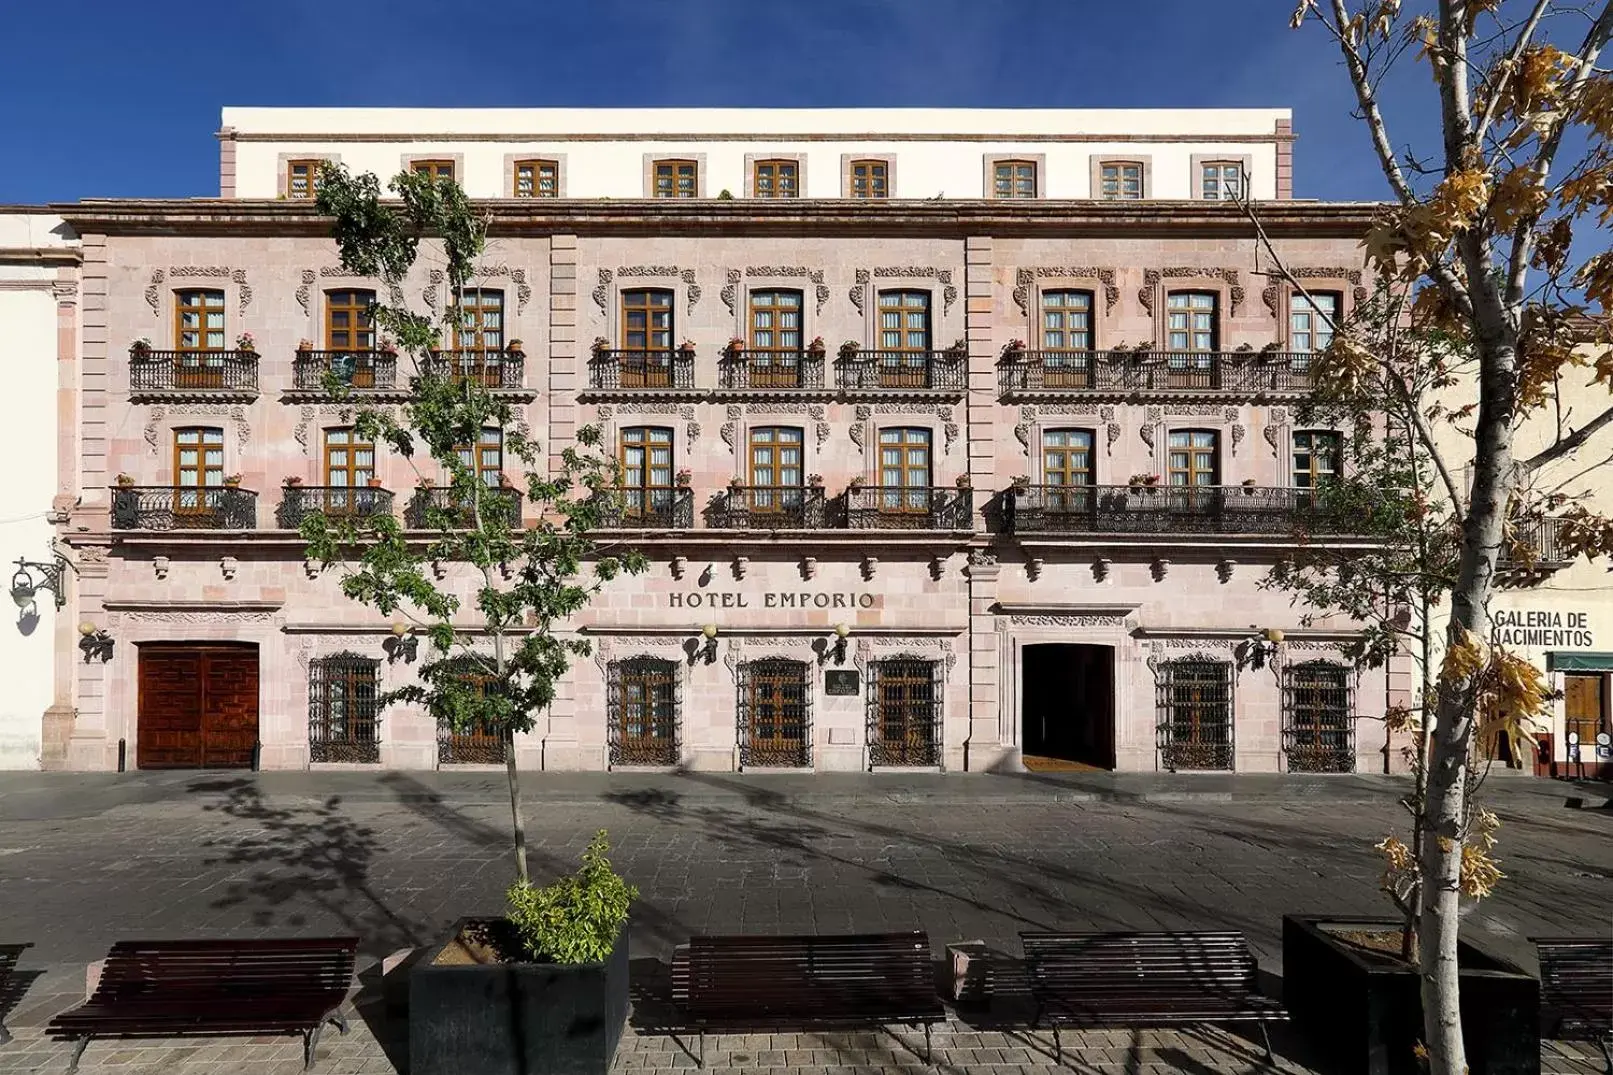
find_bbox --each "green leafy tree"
[305,165,647,883]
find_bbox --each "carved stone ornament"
[593,268,612,313]
[1141,405,1164,453]
[294,403,363,455]
[145,404,249,456]
[152,556,170,580]
[1263,267,1369,317]
[1231,423,1246,456]
[1014,423,1030,453]
[591,634,691,679]
[721,269,740,316]
[1006,611,1134,629]
[296,270,316,313]
[113,609,277,624]
[967,549,998,568]
[145,269,164,315]
[850,269,870,315]
[850,404,872,453]
[424,269,443,311]
[872,266,958,315]
[1265,406,1290,457]
[1140,267,1243,317]
[741,266,830,316]
[472,263,533,314]
[158,267,251,312]
[855,636,958,678]
[1103,404,1120,456]
[1012,267,1121,316]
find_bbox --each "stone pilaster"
[963,552,1003,771]
[541,235,581,769]
[217,127,237,197]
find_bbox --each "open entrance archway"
[1020,643,1114,771]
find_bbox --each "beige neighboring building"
[48,106,1415,775]
[0,210,80,769]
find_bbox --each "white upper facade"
[221,107,1295,202]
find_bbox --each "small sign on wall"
[825,670,860,696]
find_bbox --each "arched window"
[993,159,1037,199]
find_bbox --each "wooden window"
[323,427,376,489]
[652,159,697,198]
[1201,161,1244,201]
[747,289,803,387]
[308,654,381,763]
[1167,291,1218,354]
[608,658,679,766]
[513,159,558,198]
[753,159,798,198]
[1282,661,1354,772]
[325,289,375,351]
[454,427,503,487]
[173,427,225,515]
[878,427,931,512]
[452,288,504,353]
[619,426,674,521]
[286,160,322,199]
[435,655,506,765]
[850,159,889,199]
[1042,429,1094,512]
[877,289,931,387]
[1290,291,1339,359]
[174,289,226,352]
[619,289,674,387]
[1040,289,1093,387]
[1157,659,1233,770]
[738,658,810,767]
[1100,161,1143,200]
[993,159,1037,199]
[748,426,804,513]
[868,658,941,766]
[1167,430,1220,486]
[1292,431,1341,489]
[411,159,455,182]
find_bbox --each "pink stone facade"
[55,198,1405,775]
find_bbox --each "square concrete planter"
[409,919,629,1075]
[1283,915,1539,1075]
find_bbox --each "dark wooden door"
[137,644,259,769]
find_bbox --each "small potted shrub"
[947,336,968,357]
[674,468,692,489]
[838,339,861,360]
[115,473,137,488]
[1009,475,1031,493]
[222,474,243,488]
[505,338,523,353]
[129,338,153,358]
[591,335,611,355]
[367,477,385,489]
[727,475,745,493]
[235,332,256,354]
[411,830,638,1075]
[807,335,826,356]
[283,475,304,488]
[678,338,697,355]
[807,473,824,489]
[724,336,745,357]
[955,473,973,490]
[1241,478,1258,495]
[847,475,866,493]
[296,338,315,353]
[1128,473,1159,493]
[1001,339,1027,360]
[378,336,399,356]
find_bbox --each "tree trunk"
[494,628,530,885]
[1417,283,1520,1075]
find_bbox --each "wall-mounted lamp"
[384,620,419,663]
[1239,625,1284,671]
[830,623,850,665]
[78,620,114,663]
[699,623,719,665]
[11,543,74,614]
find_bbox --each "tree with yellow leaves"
[1279,3,1613,1072]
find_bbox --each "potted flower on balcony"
[678,339,697,355]
[378,336,399,356]
[947,337,969,358]
[847,475,866,493]
[807,473,824,489]
[955,473,973,490]
[726,475,745,494]
[235,332,256,354]
[806,335,826,356]
[1009,475,1030,493]
[222,474,243,488]
[411,830,638,1075]
[1241,478,1258,496]
[115,473,136,488]
[505,338,523,353]
[674,468,692,489]
[296,338,315,353]
[724,336,746,358]
[838,339,861,361]
[1128,473,1159,493]
[1001,339,1027,360]
[129,338,153,358]
[367,477,385,489]
[283,475,304,488]
[591,335,611,355]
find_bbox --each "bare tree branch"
[1521,402,1613,470]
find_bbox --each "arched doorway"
[1021,643,1114,770]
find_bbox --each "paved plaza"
[0,770,1608,1074]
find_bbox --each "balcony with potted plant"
[583,335,697,397]
[128,333,260,402]
[288,336,399,399]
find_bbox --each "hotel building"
[24,107,1440,773]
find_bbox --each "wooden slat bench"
[1020,931,1287,1066]
[1532,936,1612,1074]
[0,943,31,1046]
[45,937,358,1072]
[671,931,945,1067]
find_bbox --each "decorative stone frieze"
[1012,267,1120,315]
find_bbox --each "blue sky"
[0,0,1442,205]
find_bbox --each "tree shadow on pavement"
[187,778,427,958]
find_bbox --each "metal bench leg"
[326,1010,349,1036]
[1053,1024,1062,1068]
[924,1021,933,1066]
[66,1036,91,1074]
[697,1030,704,1070]
[1258,1022,1275,1066]
[304,1023,324,1071]
[1597,1033,1611,1075]
[0,1022,10,1046]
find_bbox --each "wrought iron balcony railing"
[718,350,826,390]
[1501,516,1573,569]
[835,349,967,392]
[589,487,695,529]
[588,349,696,391]
[708,485,829,529]
[404,486,524,529]
[129,350,259,394]
[293,350,398,391]
[1002,484,1357,535]
[843,486,972,530]
[111,486,259,531]
[276,486,396,529]
[997,350,1319,394]
[424,350,525,390]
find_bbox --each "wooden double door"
[137,643,260,769]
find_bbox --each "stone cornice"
[55,198,1384,239]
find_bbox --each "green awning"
[1547,652,1613,672]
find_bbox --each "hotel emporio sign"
[667,590,882,610]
